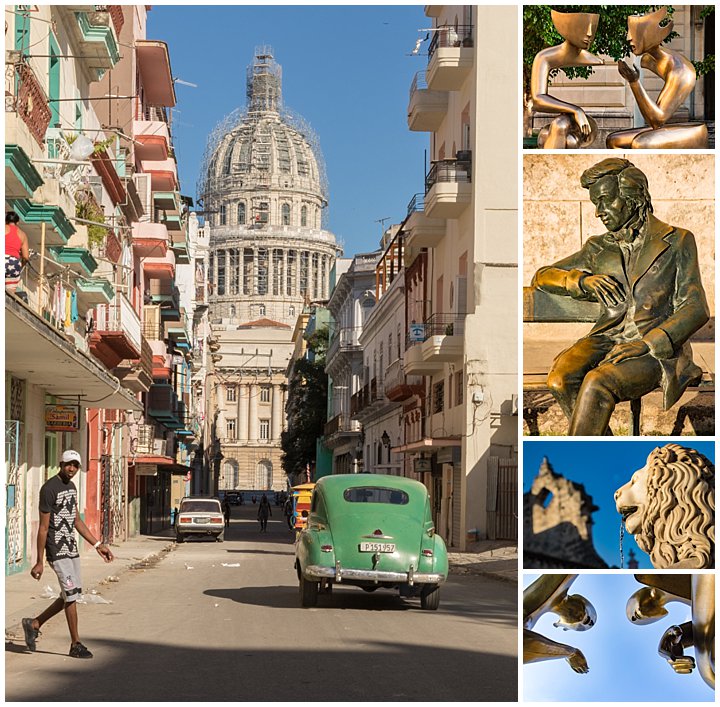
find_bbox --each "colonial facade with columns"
[199,47,339,491]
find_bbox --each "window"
[219,204,226,226]
[258,304,266,316]
[432,381,445,414]
[455,372,464,406]
[281,203,290,225]
[343,487,409,505]
[288,306,295,317]
[226,419,236,439]
[226,385,236,402]
[237,202,246,225]
[255,460,272,489]
[259,419,270,440]
[300,205,308,227]
[221,460,239,490]
[260,386,271,403]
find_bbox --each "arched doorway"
[255,459,272,490]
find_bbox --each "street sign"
[414,458,431,473]
[45,405,79,432]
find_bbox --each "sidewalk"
[448,539,518,584]
[5,531,176,642]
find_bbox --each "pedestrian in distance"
[22,450,114,659]
[257,493,272,532]
[221,498,231,527]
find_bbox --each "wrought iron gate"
[487,456,518,541]
[101,455,125,544]
[6,420,25,574]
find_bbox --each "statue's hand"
[603,340,649,366]
[668,656,696,674]
[658,624,696,674]
[618,59,640,84]
[579,274,626,307]
[573,108,591,138]
[567,649,589,674]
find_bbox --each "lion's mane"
[636,444,714,569]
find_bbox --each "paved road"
[6,503,518,701]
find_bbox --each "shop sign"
[414,458,431,473]
[135,463,158,476]
[408,323,425,343]
[45,405,79,432]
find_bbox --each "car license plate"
[194,517,209,524]
[359,542,395,553]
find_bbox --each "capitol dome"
[199,47,339,326]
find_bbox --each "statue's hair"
[580,158,654,217]
[636,444,715,568]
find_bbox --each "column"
[248,384,259,441]
[252,248,259,295]
[268,248,275,297]
[281,386,288,431]
[283,249,289,296]
[238,384,249,441]
[271,383,282,440]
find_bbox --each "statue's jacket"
[532,214,710,409]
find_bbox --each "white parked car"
[175,497,225,542]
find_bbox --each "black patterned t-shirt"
[39,474,79,561]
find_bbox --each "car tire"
[299,573,318,607]
[176,534,184,544]
[420,585,440,611]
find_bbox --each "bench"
[523,287,714,435]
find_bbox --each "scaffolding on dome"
[197,46,330,226]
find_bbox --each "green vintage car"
[294,474,449,610]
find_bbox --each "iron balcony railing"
[424,312,466,338]
[95,293,142,355]
[425,159,472,193]
[324,413,360,437]
[409,70,429,99]
[427,24,474,60]
[407,193,425,217]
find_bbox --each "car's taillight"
[210,518,223,524]
[321,545,333,552]
[179,517,191,523]
[421,549,433,557]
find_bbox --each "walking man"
[22,450,114,658]
[257,493,272,532]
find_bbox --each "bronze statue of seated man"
[531,158,709,436]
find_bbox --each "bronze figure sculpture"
[615,444,714,568]
[607,8,709,149]
[531,158,709,435]
[627,574,715,689]
[530,10,602,148]
[524,574,596,673]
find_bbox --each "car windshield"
[180,500,220,513]
[343,487,409,505]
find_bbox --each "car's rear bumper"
[305,564,446,585]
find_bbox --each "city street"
[6,502,518,701]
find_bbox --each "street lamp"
[381,430,391,449]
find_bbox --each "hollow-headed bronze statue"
[531,158,709,436]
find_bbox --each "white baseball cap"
[61,450,83,468]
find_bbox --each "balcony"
[384,358,424,402]
[170,239,190,265]
[89,293,142,369]
[403,342,444,375]
[427,25,474,91]
[407,71,448,132]
[194,283,209,309]
[114,333,153,394]
[5,144,44,199]
[327,326,362,363]
[133,424,161,455]
[354,377,388,419]
[133,119,170,161]
[135,40,176,108]
[9,62,52,147]
[49,247,98,277]
[164,319,190,351]
[132,221,168,258]
[424,158,472,219]
[323,413,361,449]
[420,312,465,363]
[76,277,115,309]
[148,281,180,319]
[63,8,121,74]
[147,383,180,428]
[141,158,178,192]
[403,193,446,250]
[142,249,176,281]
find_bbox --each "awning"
[392,437,462,454]
[5,295,142,411]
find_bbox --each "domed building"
[198,47,339,492]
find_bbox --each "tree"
[281,325,329,481]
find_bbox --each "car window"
[342,487,409,505]
[180,500,221,513]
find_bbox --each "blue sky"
[147,4,429,256]
[523,574,714,702]
[523,440,716,569]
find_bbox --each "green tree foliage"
[523,5,684,99]
[281,325,329,480]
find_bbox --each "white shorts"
[49,557,83,603]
